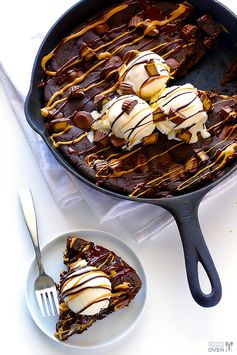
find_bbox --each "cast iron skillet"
[24,0,237,307]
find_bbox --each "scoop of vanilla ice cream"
[61,259,111,315]
[153,84,211,143]
[119,51,170,100]
[92,95,155,149]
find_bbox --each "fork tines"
[35,287,60,317]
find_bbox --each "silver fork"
[18,188,59,317]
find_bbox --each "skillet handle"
[167,197,222,307]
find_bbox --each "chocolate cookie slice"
[55,236,142,341]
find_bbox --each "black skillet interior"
[25,0,237,307]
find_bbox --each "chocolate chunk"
[120,82,134,95]
[168,164,185,180]
[56,73,67,85]
[66,69,83,82]
[93,130,110,146]
[185,156,198,173]
[142,132,159,145]
[144,59,159,77]
[110,135,125,147]
[165,58,179,71]
[181,24,198,40]
[50,118,71,132]
[94,22,110,34]
[123,50,139,64]
[220,106,237,121]
[197,14,222,38]
[129,15,143,28]
[73,111,93,130]
[165,23,180,35]
[122,99,138,114]
[134,154,149,174]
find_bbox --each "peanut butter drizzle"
[69,237,77,249]
[97,253,115,269]
[110,142,184,178]
[42,2,187,77]
[50,125,73,145]
[145,3,187,27]
[44,59,107,110]
[41,3,129,75]
[150,38,183,52]
[64,4,129,43]
[176,126,237,191]
[42,6,189,113]
[131,129,237,197]
[51,131,89,148]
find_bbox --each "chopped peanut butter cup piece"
[153,107,165,123]
[79,43,96,61]
[122,99,138,114]
[144,59,159,77]
[177,130,192,142]
[120,82,134,95]
[123,50,139,64]
[142,132,159,145]
[129,15,143,28]
[93,130,110,147]
[185,156,198,173]
[94,93,111,111]
[200,91,213,111]
[194,149,209,163]
[94,159,109,174]
[50,118,71,132]
[110,135,125,147]
[220,106,237,121]
[181,24,198,40]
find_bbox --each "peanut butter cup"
[40,0,237,198]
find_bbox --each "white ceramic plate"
[26,229,147,349]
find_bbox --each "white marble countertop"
[1,1,237,354]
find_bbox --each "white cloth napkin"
[1,0,237,242]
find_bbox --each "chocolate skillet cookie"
[55,236,142,341]
[38,0,237,198]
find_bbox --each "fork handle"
[18,188,44,276]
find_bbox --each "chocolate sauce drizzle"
[55,236,142,341]
[41,0,237,200]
